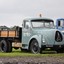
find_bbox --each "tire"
[56,48,64,53]
[30,40,41,54]
[0,40,12,52]
[8,41,12,52]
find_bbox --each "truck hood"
[32,28,57,45]
[32,28,61,45]
[32,28,57,35]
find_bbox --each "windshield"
[31,19,54,28]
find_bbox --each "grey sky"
[0,0,64,27]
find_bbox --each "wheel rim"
[1,43,6,52]
[33,43,38,51]
[31,42,39,53]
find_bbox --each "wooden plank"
[1,31,8,37]
[9,31,17,37]
[0,30,18,37]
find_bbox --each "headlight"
[42,38,45,43]
[55,31,63,42]
[41,35,45,43]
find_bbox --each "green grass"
[0,48,64,57]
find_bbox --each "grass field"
[0,48,64,57]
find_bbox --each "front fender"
[29,35,42,48]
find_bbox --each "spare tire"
[55,31,63,42]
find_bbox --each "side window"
[24,21,30,29]
[58,20,63,27]
[58,21,60,26]
[60,21,64,27]
[22,20,25,28]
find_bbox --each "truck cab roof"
[57,18,64,21]
[24,18,54,22]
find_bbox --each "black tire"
[56,48,64,53]
[30,40,41,54]
[0,40,12,52]
[8,41,12,52]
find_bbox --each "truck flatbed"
[0,27,22,41]
[0,30,18,37]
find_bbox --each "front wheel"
[30,40,41,54]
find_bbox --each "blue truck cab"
[56,18,64,34]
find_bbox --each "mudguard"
[29,35,42,48]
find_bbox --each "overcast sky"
[0,0,64,27]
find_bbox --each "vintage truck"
[0,18,64,54]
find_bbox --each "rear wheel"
[0,40,12,52]
[30,40,41,54]
[8,41,12,52]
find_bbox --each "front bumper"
[41,45,64,50]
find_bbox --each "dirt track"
[0,56,64,64]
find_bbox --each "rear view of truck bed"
[0,26,22,42]
[0,26,22,52]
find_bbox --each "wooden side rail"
[0,30,18,37]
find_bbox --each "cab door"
[22,20,31,49]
